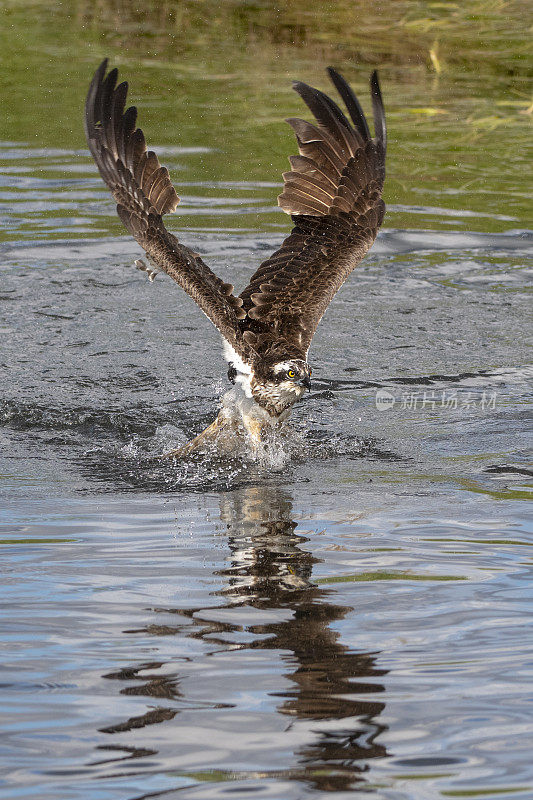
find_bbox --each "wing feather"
[84,60,251,361]
[292,81,362,156]
[240,69,386,356]
[326,67,372,141]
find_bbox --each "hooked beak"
[301,376,311,391]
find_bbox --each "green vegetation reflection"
[0,0,531,237]
[316,570,467,584]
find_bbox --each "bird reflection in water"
[95,484,388,792]
[217,486,388,791]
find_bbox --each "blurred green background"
[0,0,531,234]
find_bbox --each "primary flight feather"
[84,60,386,453]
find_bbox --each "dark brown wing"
[84,60,250,361]
[239,69,386,357]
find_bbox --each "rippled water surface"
[2,5,533,799]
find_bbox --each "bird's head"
[250,358,311,416]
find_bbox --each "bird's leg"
[160,392,270,460]
[241,415,263,447]
[160,411,229,459]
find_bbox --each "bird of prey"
[84,60,386,456]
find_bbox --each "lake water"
[1,4,532,799]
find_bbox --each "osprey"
[84,61,386,456]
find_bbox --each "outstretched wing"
[239,69,386,357]
[84,60,250,360]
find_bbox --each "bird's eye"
[287,369,296,379]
